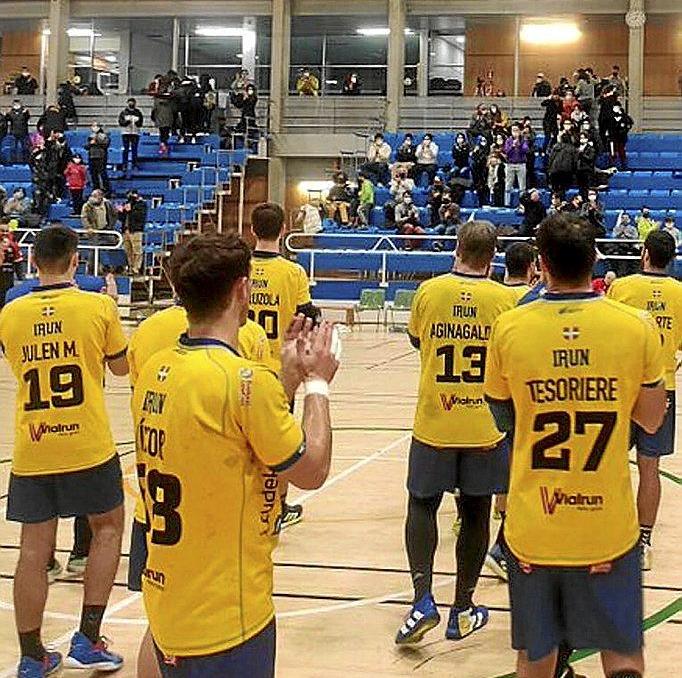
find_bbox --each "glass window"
[187,37,241,66]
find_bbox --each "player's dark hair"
[169,233,251,322]
[644,230,676,269]
[505,242,536,278]
[536,214,596,284]
[457,220,497,269]
[251,202,285,241]
[33,224,78,273]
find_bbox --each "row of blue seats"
[610,171,682,190]
[47,201,200,221]
[603,190,682,210]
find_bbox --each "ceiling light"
[43,28,101,37]
[298,180,333,194]
[195,26,243,37]
[356,28,413,36]
[520,21,582,45]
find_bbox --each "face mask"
[91,126,99,132]
[404,198,412,205]
[22,72,29,77]
[74,158,81,163]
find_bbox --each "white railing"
[15,228,124,277]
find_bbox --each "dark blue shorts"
[504,542,642,662]
[407,436,509,498]
[6,455,123,524]
[631,390,676,458]
[154,619,276,678]
[127,518,147,592]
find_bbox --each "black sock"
[454,494,491,609]
[19,628,45,662]
[639,525,652,546]
[554,642,574,677]
[405,493,442,603]
[79,605,106,643]
[72,516,92,559]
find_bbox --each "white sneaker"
[641,543,653,571]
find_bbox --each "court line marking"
[292,432,411,505]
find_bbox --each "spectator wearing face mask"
[427,177,445,226]
[232,84,259,150]
[503,124,529,207]
[486,153,505,207]
[518,188,546,237]
[521,118,537,188]
[470,137,491,207]
[569,104,588,129]
[152,90,175,156]
[361,133,392,187]
[531,73,552,98]
[547,191,566,215]
[14,67,38,96]
[390,168,415,204]
[3,188,30,219]
[118,97,144,172]
[547,133,578,197]
[561,91,579,122]
[488,104,509,136]
[608,65,626,99]
[394,192,425,248]
[468,104,492,142]
[63,154,88,216]
[119,190,148,275]
[435,195,461,238]
[37,104,66,138]
[296,69,320,96]
[663,216,682,247]
[342,73,362,95]
[325,173,353,226]
[81,189,117,274]
[395,133,417,177]
[5,99,30,164]
[451,133,470,173]
[610,211,640,276]
[636,206,658,241]
[580,189,606,238]
[0,217,24,308]
[415,134,440,186]
[44,130,71,202]
[86,122,111,194]
[576,132,597,198]
[574,70,596,124]
[541,92,563,154]
[604,103,633,169]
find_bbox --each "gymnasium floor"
[0,327,680,677]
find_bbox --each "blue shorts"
[504,542,642,662]
[632,390,676,457]
[154,619,276,678]
[127,518,147,592]
[407,437,509,498]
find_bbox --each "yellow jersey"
[408,272,517,448]
[608,273,682,390]
[250,251,311,371]
[485,291,664,566]
[132,334,304,656]
[0,283,127,476]
[506,282,531,303]
[128,306,270,522]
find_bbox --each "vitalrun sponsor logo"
[540,487,604,515]
[29,422,80,443]
[439,394,485,410]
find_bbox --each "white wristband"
[304,378,329,399]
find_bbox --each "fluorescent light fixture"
[356,27,413,36]
[104,55,117,63]
[298,180,333,194]
[195,26,243,37]
[43,28,100,37]
[520,21,582,45]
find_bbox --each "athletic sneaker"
[18,652,62,677]
[278,503,303,530]
[64,632,123,671]
[66,555,88,575]
[641,542,653,571]
[445,604,489,640]
[46,559,62,584]
[484,543,508,582]
[395,593,441,645]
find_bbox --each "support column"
[46,0,70,104]
[171,17,180,73]
[417,17,429,98]
[242,17,257,79]
[626,0,646,131]
[386,0,406,132]
[513,17,520,98]
[268,0,290,203]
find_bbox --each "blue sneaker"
[395,593,441,645]
[18,652,62,677]
[64,632,123,671]
[485,543,508,582]
[445,605,489,640]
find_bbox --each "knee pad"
[608,671,642,678]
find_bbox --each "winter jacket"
[81,199,117,231]
[118,107,144,134]
[541,98,563,128]
[44,139,71,175]
[6,108,30,138]
[87,131,110,162]
[531,80,552,97]
[451,142,470,169]
[395,144,416,164]
[503,138,529,164]
[576,142,597,172]
[367,142,391,164]
[37,108,66,136]
[121,199,148,233]
[58,86,77,119]
[15,75,38,95]
[64,162,87,190]
[605,112,633,143]
[548,142,578,175]
[153,96,175,129]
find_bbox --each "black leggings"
[406,492,491,607]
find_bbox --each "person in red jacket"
[561,90,580,122]
[64,153,88,216]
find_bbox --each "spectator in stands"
[486,153,505,207]
[37,104,66,138]
[174,75,200,142]
[548,133,577,197]
[427,177,445,226]
[470,137,490,207]
[604,102,633,169]
[63,153,87,216]
[147,73,165,96]
[503,124,529,207]
[295,202,323,234]
[548,191,565,215]
[5,99,30,163]
[435,194,461,237]
[613,211,637,240]
[325,173,352,226]
[58,81,78,127]
[361,133,391,187]
[541,92,563,153]
[44,130,71,203]
[468,104,492,142]
[232,84,259,150]
[663,215,682,247]
[521,118,537,187]
[118,97,144,172]
[86,122,110,194]
[342,73,362,95]
[0,111,6,152]
[561,91,579,122]
[29,144,50,216]
[608,65,626,99]
[580,189,606,238]
[81,189,117,274]
[610,211,639,276]
[199,74,217,132]
[3,188,30,220]
[598,85,620,149]
[394,192,426,248]
[558,117,577,146]
[531,73,552,98]
[152,92,175,157]
[557,76,571,97]
[576,130,597,198]
[395,133,417,172]
[356,173,375,228]
[574,69,596,126]
[636,206,659,241]
[488,103,509,135]
[505,242,537,287]
[230,69,252,97]
[120,189,148,275]
[414,134,439,186]
[518,188,546,237]
[390,167,415,204]
[451,133,470,173]
[14,67,38,96]
[0,217,24,307]
[569,104,589,129]
[296,69,320,97]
